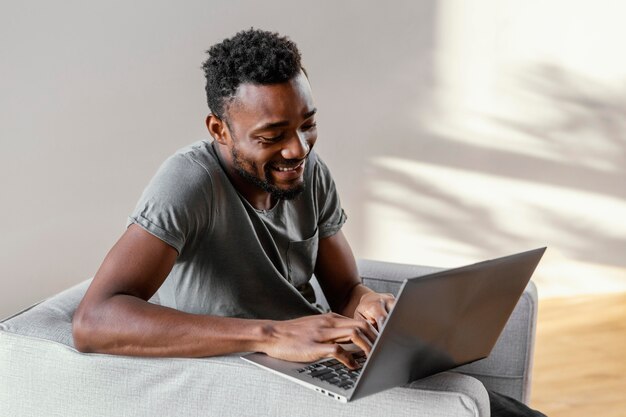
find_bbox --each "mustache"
[270,150,312,169]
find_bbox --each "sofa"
[0,259,538,417]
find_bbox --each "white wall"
[1,0,624,318]
[363,0,626,298]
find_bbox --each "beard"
[231,145,306,201]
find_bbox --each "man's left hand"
[353,291,396,332]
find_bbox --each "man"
[73,28,544,416]
[72,28,388,369]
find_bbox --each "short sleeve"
[126,153,213,255]
[313,156,347,239]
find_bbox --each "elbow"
[72,306,96,353]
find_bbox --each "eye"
[259,133,284,142]
[302,122,317,131]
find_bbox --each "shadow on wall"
[362,63,626,274]
[491,64,626,199]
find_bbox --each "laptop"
[241,247,546,402]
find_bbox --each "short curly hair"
[201,28,304,120]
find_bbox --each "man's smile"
[271,159,305,172]
[270,159,305,181]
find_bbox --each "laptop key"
[319,372,339,381]
[338,381,353,389]
[309,368,334,378]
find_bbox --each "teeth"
[274,161,303,172]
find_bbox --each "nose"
[281,132,309,160]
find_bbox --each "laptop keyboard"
[296,351,366,390]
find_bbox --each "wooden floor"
[530,292,626,417]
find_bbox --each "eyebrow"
[252,108,317,131]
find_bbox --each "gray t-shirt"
[126,139,347,320]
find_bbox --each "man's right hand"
[258,313,378,369]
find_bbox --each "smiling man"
[72,28,390,369]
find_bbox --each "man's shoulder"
[166,139,220,176]
[143,139,221,203]
[151,139,233,194]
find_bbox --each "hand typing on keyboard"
[258,313,377,369]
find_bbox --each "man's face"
[217,71,318,202]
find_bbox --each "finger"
[375,298,389,330]
[345,327,373,356]
[360,302,388,332]
[352,319,378,344]
[323,344,358,370]
[318,327,373,355]
[332,316,378,343]
[375,316,384,332]
[378,296,397,329]
[385,297,396,313]
[356,311,380,339]
[335,342,360,352]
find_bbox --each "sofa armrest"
[1,277,493,416]
[357,258,538,404]
[0,330,489,417]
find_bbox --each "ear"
[206,114,228,145]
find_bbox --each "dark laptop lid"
[351,247,546,400]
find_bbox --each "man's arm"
[314,230,395,329]
[72,224,375,367]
